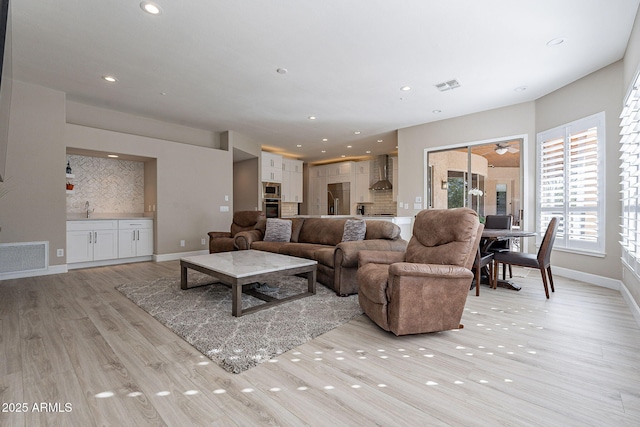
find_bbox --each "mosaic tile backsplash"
[66,154,145,214]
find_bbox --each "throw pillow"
[342,219,366,242]
[264,218,292,242]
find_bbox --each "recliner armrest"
[208,231,232,239]
[358,249,406,268]
[234,229,264,250]
[388,262,473,279]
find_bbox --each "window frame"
[620,71,640,275]
[536,112,606,255]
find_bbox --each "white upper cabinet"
[261,152,283,183]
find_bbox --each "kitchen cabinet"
[67,220,118,263]
[118,219,153,258]
[308,173,327,215]
[281,158,303,203]
[261,151,283,183]
[326,161,352,184]
[355,160,373,203]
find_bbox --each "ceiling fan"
[481,142,520,155]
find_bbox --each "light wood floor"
[1,261,639,426]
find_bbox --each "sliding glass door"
[426,139,522,224]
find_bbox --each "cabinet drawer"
[67,220,118,231]
[118,219,153,230]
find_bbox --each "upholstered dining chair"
[356,208,483,336]
[483,214,513,280]
[208,211,265,253]
[493,217,559,298]
[473,249,495,296]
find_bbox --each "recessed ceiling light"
[377,139,383,143]
[107,154,119,158]
[400,86,411,91]
[102,75,117,83]
[354,131,361,135]
[322,138,328,142]
[276,67,288,74]
[140,1,162,15]
[160,92,166,96]
[296,144,302,147]
[365,150,371,154]
[514,86,527,92]
[546,37,565,47]
[308,116,316,120]
[321,150,326,153]
[347,145,352,148]
[432,109,442,113]
[341,155,346,158]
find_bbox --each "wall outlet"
[180,240,185,247]
[201,238,206,245]
[56,249,64,257]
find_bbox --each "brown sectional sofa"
[234,217,408,296]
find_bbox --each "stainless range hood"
[370,155,392,190]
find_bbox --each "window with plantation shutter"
[536,112,605,254]
[620,72,640,275]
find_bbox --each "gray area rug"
[116,273,362,373]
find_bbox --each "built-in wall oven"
[263,182,281,218]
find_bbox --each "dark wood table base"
[180,259,317,317]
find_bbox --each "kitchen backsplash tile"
[66,154,144,214]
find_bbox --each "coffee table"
[180,250,317,317]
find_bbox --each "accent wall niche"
[66,151,156,215]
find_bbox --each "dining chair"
[484,214,513,280]
[472,249,494,296]
[493,217,559,298]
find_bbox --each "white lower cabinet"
[67,220,119,263]
[118,220,154,258]
[67,218,154,266]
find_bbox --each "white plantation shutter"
[620,73,640,274]
[537,112,605,254]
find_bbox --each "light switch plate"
[415,196,422,203]
[220,206,230,212]
[414,203,422,209]
[56,249,64,257]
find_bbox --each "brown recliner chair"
[208,211,265,253]
[356,208,483,336]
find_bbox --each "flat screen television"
[0,0,11,183]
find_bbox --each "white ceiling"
[11,0,640,163]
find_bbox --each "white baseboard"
[554,266,640,327]
[154,250,208,262]
[0,264,68,281]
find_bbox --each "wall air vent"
[435,79,461,92]
[0,241,48,274]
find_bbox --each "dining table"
[480,228,537,291]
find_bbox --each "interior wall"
[65,124,232,255]
[535,61,623,281]
[66,101,220,149]
[0,81,66,265]
[398,101,536,248]
[233,158,259,212]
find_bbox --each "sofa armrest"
[358,250,406,268]
[234,229,264,250]
[388,262,472,280]
[208,231,232,239]
[337,238,408,268]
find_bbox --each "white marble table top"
[180,250,317,279]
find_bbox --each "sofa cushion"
[342,219,366,241]
[298,218,347,246]
[279,242,331,259]
[251,240,288,253]
[264,218,292,242]
[364,220,401,240]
